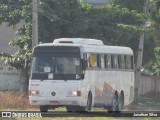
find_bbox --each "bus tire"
[81,92,92,112]
[87,92,92,111]
[66,106,74,112]
[40,105,49,112]
[116,93,124,112]
[107,94,117,113]
[66,106,83,112]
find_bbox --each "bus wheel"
[66,106,74,112]
[107,94,117,113]
[87,92,92,111]
[81,92,92,112]
[40,105,49,112]
[116,94,124,112]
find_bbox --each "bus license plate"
[50,101,59,105]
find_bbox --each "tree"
[79,4,145,63]
[0,0,32,92]
[38,0,84,42]
[148,0,160,45]
[145,0,160,72]
[0,0,146,93]
[109,0,145,12]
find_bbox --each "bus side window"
[97,54,101,68]
[94,54,98,68]
[125,56,128,69]
[131,56,134,69]
[83,53,88,68]
[87,53,90,68]
[105,54,111,69]
[88,53,97,68]
[126,56,132,69]
[121,55,125,69]
[118,55,121,69]
[104,55,107,69]
[101,54,105,69]
[114,55,119,69]
[111,55,114,69]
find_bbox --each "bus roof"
[53,38,104,45]
[36,38,133,55]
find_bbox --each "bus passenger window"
[83,53,88,68]
[114,55,119,69]
[101,55,105,68]
[131,56,134,69]
[111,55,114,69]
[105,54,111,69]
[121,55,125,69]
[104,55,107,68]
[97,54,101,68]
[118,55,121,69]
[126,56,132,69]
[125,56,128,69]
[88,54,97,68]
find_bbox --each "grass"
[138,98,160,106]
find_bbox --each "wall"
[139,74,160,98]
[0,23,21,91]
[0,61,20,91]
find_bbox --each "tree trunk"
[20,68,29,94]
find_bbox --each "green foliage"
[154,47,160,68]
[38,0,84,42]
[144,0,160,70]
[0,23,32,70]
[0,0,32,25]
[148,0,160,24]
[143,30,156,66]
[0,0,153,71]
[148,0,160,45]
[109,0,145,12]
[0,0,32,70]
[145,46,160,72]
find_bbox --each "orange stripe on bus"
[103,82,115,93]
[95,86,103,96]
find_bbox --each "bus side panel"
[80,70,96,107]
[91,70,134,107]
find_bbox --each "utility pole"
[19,0,38,93]
[134,0,147,104]
[32,0,38,49]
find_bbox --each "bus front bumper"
[29,96,86,106]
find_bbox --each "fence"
[139,74,160,98]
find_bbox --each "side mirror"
[82,59,87,70]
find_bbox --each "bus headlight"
[29,90,39,96]
[67,91,81,97]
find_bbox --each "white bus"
[29,38,135,112]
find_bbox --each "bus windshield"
[31,53,81,80]
[31,54,54,74]
[55,57,80,74]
